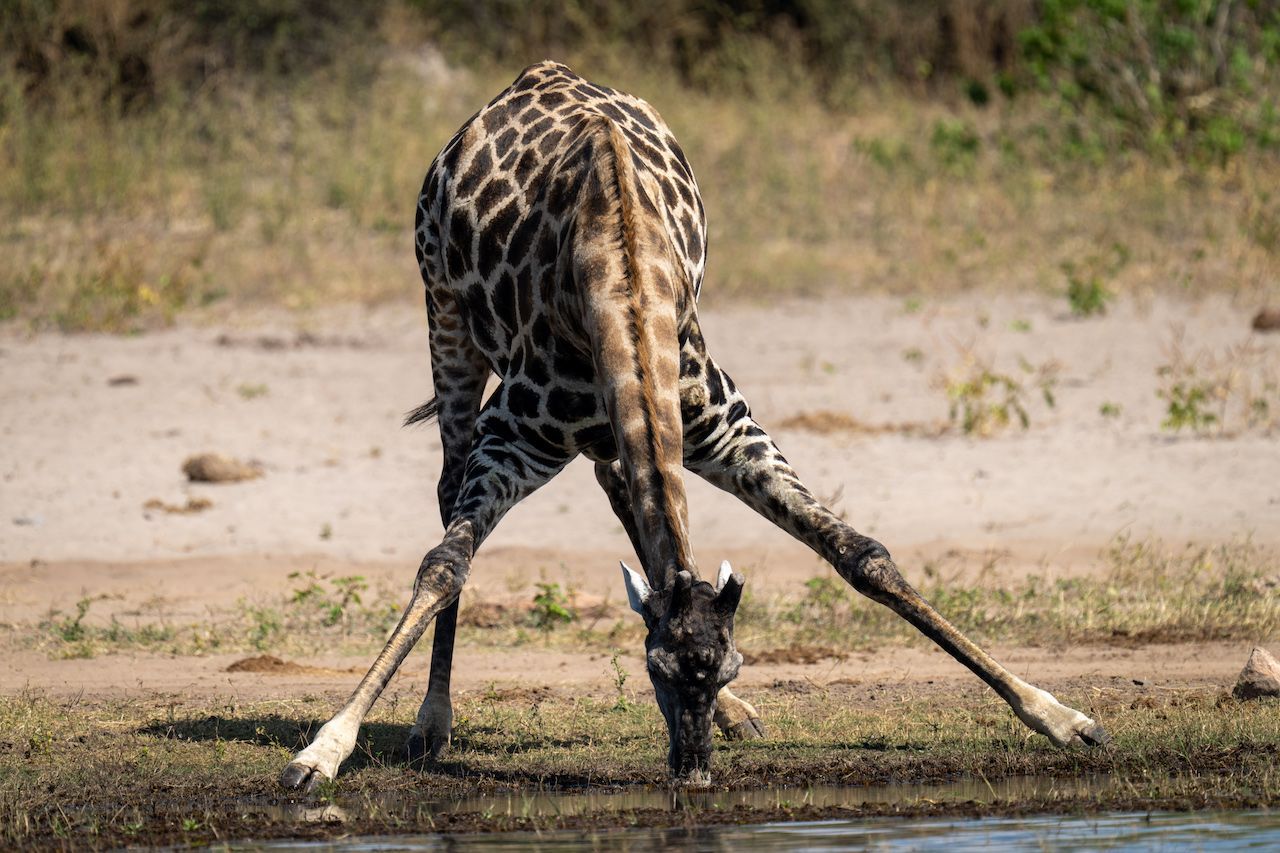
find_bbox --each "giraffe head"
[620,560,744,787]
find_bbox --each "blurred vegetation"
[1,0,1278,330]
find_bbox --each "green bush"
[1019,0,1280,155]
[5,1,1276,157]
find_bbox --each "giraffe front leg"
[281,524,473,791]
[596,460,765,741]
[681,358,1108,749]
[283,411,571,790]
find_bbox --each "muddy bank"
[5,682,1279,848]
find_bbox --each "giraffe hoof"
[405,731,450,765]
[1075,721,1110,747]
[724,717,766,741]
[405,733,429,765]
[280,762,328,793]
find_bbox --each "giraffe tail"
[573,116,695,581]
[403,397,439,427]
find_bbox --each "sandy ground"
[2,293,1278,702]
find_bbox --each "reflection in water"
[399,773,1116,817]
[253,810,1280,851]
[242,776,1280,850]
[255,773,1136,824]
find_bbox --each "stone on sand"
[182,453,261,483]
[1233,647,1280,699]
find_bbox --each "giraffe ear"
[620,562,651,616]
[716,560,733,591]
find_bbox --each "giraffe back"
[414,61,708,378]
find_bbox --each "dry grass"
[778,410,940,437]
[2,48,1278,332]
[9,537,1278,663]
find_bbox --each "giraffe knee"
[415,535,472,600]
[834,535,902,602]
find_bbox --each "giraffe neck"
[577,117,696,585]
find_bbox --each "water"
[239,777,1280,850]
[254,811,1280,851]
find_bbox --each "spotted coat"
[279,61,1109,794]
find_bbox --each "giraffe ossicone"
[281,59,1106,793]
[621,558,738,615]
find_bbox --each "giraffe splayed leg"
[677,330,1108,748]
[282,413,572,790]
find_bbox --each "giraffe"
[280,60,1108,791]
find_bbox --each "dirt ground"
[2,292,1279,702]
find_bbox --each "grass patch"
[2,683,1279,847]
[9,538,1278,663]
[2,8,1279,330]
[1156,335,1280,436]
[732,537,1280,652]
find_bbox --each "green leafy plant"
[609,653,631,711]
[288,571,368,629]
[245,605,282,650]
[1064,266,1116,315]
[801,576,847,610]
[930,118,981,174]
[51,596,94,643]
[943,355,1058,436]
[1158,375,1220,434]
[1156,336,1279,435]
[530,583,575,632]
[1062,242,1127,318]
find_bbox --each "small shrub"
[1065,274,1111,317]
[1154,337,1278,435]
[50,596,94,643]
[1064,270,1105,318]
[801,576,847,610]
[609,652,631,711]
[1158,377,1220,434]
[287,570,368,630]
[245,606,282,650]
[530,583,575,631]
[943,355,1058,436]
[930,118,981,174]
